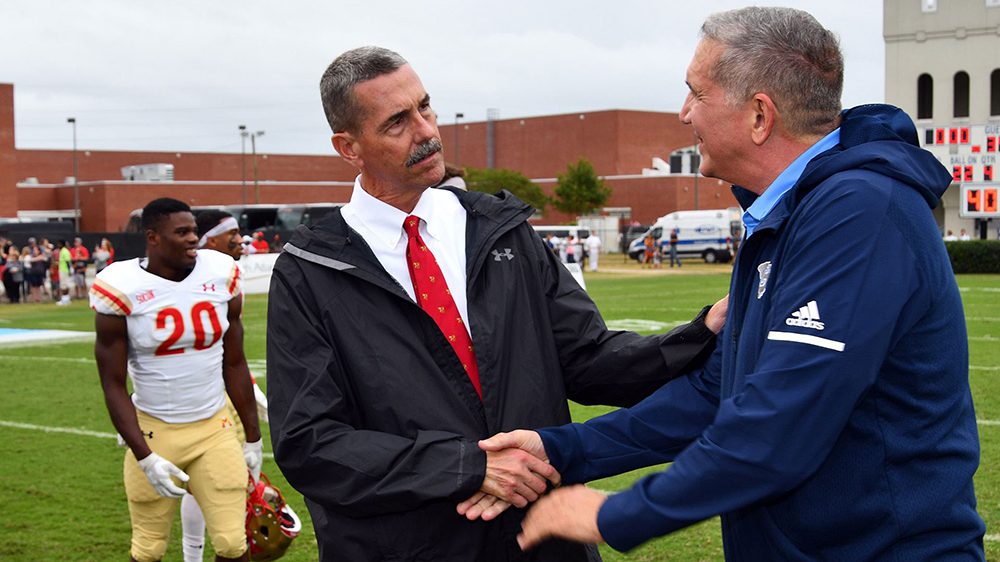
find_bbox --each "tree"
[464,167,549,212]
[552,159,611,216]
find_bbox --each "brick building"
[0,82,735,232]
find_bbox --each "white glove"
[244,439,263,483]
[252,381,269,424]
[137,452,189,499]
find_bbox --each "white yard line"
[0,355,267,376]
[0,354,94,364]
[0,419,274,458]
[0,419,116,439]
[985,534,1000,542]
[971,365,1000,371]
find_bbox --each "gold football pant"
[124,406,248,562]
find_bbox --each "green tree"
[552,159,611,216]
[464,167,549,212]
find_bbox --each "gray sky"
[1,1,884,155]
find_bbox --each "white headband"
[198,217,240,248]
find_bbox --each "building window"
[992,69,1000,116]
[917,74,934,119]
[922,0,938,11]
[954,71,970,118]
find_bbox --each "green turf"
[0,269,996,561]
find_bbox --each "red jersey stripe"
[92,283,132,315]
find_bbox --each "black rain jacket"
[266,188,716,561]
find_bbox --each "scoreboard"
[961,184,999,218]
[923,123,1000,218]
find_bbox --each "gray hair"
[701,7,843,137]
[320,46,408,134]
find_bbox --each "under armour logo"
[141,431,153,439]
[492,248,514,261]
[202,283,216,292]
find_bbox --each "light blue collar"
[743,128,840,237]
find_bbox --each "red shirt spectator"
[251,232,270,253]
[70,243,90,272]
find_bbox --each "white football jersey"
[90,250,242,423]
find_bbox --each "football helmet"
[246,473,302,561]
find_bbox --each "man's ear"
[751,93,778,146]
[332,132,363,168]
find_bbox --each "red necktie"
[403,215,482,399]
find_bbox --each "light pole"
[239,125,248,205]
[251,130,265,204]
[454,112,464,166]
[67,117,78,231]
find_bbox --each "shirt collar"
[410,190,452,242]
[342,176,454,248]
[343,176,412,250]
[743,128,841,237]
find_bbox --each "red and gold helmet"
[246,473,302,561]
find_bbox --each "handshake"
[456,430,553,521]
[457,430,607,550]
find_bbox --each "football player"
[92,197,262,562]
[196,210,243,261]
[181,209,270,562]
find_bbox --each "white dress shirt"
[340,176,472,337]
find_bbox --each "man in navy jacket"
[478,7,986,560]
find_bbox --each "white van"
[627,208,743,263]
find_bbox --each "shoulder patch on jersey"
[91,278,132,315]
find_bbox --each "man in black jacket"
[266,46,726,562]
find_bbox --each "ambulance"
[627,208,744,263]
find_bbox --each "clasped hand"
[456,430,557,521]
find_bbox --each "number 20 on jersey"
[154,302,224,356]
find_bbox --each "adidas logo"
[785,300,825,330]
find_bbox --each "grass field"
[0,265,997,561]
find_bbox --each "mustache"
[405,138,442,167]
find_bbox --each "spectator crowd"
[0,235,114,305]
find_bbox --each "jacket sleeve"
[540,341,723,482]
[266,257,485,518]
[588,178,924,551]
[538,235,718,407]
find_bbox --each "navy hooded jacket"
[539,105,986,561]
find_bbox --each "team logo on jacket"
[785,300,825,330]
[756,261,772,299]
[492,248,514,261]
